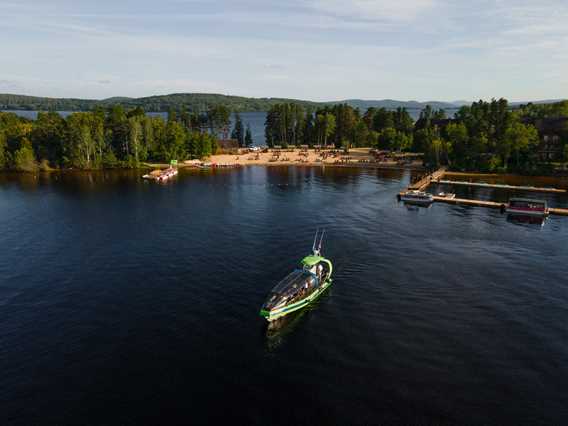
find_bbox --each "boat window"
[510,200,545,209]
[266,269,316,302]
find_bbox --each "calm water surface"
[1,167,567,425]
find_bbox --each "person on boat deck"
[317,264,323,282]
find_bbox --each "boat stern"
[259,307,285,322]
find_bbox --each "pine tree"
[245,124,253,147]
[231,113,245,147]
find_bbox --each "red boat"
[505,198,548,217]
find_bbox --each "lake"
[1,167,568,425]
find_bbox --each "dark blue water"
[1,167,568,425]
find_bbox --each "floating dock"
[396,193,568,216]
[400,167,568,217]
[432,196,504,209]
[435,179,567,194]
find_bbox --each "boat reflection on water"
[263,289,331,351]
[264,309,308,351]
[404,202,431,211]
[506,214,546,227]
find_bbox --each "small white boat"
[400,190,434,205]
[505,198,548,217]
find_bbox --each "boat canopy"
[302,255,324,267]
[262,269,317,311]
[271,270,316,296]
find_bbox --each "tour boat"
[505,198,548,217]
[400,190,434,205]
[259,230,333,322]
[437,192,456,199]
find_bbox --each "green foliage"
[164,120,187,161]
[0,107,231,170]
[0,131,7,169]
[13,138,38,172]
[0,97,564,174]
[207,105,231,139]
[231,113,245,147]
[31,111,65,167]
[517,100,568,120]
[0,93,325,113]
[264,103,306,147]
[188,132,217,159]
[244,124,253,147]
[378,128,397,150]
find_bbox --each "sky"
[1,0,567,102]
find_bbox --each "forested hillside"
[0,93,322,112]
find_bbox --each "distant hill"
[338,99,459,111]
[0,93,322,113]
[0,93,564,113]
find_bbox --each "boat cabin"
[261,269,318,311]
[508,198,547,210]
[506,198,549,217]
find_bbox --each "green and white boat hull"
[259,278,332,322]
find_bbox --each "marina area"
[401,168,568,217]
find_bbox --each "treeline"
[264,102,430,150]
[0,105,235,172]
[516,100,568,120]
[265,99,568,173]
[418,100,550,173]
[0,93,322,113]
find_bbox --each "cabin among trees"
[532,118,568,161]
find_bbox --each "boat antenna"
[312,228,319,255]
[318,229,325,254]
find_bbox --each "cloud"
[0,79,21,91]
[309,0,436,21]
[1,0,567,101]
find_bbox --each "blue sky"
[1,0,567,101]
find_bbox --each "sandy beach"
[206,148,423,169]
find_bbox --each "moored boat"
[259,230,333,322]
[505,198,548,217]
[437,192,456,199]
[400,190,434,205]
[143,167,178,182]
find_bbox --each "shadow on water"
[506,214,547,227]
[263,309,309,351]
[263,286,333,351]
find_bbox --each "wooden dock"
[400,167,568,217]
[432,196,503,209]
[435,179,567,193]
[409,167,447,191]
[430,196,568,216]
